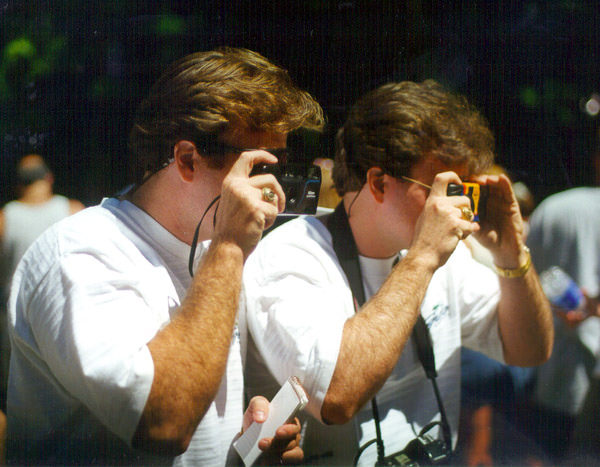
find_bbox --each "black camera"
[381,434,449,467]
[447,182,489,222]
[250,163,322,215]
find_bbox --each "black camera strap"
[325,202,452,463]
[412,315,453,452]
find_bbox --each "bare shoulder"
[68,199,85,214]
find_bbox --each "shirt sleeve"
[22,242,170,444]
[243,223,353,421]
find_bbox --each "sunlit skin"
[374,156,472,255]
[129,128,287,248]
[345,155,473,259]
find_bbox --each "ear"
[366,167,385,203]
[173,140,197,182]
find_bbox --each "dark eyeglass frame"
[155,143,290,183]
[195,142,289,164]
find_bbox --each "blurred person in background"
[523,136,600,463]
[570,137,600,463]
[0,154,84,297]
[314,157,342,210]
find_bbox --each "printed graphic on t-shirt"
[425,303,450,329]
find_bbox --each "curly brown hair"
[333,80,495,196]
[128,47,324,183]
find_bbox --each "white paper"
[234,376,308,467]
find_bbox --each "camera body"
[447,182,489,222]
[251,163,322,215]
[381,434,449,467]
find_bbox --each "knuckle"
[221,176,240,194]
[266,173,278,185]
[239,151,253,162]
[429,198,445,214]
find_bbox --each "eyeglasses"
[158,143,290,179]
[401,176,432,190]
[196,141,289,164]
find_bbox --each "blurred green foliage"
[156,14,187,36]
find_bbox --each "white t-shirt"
[527,187,600,412]
[243,215,503,466]
[7,198,243,465]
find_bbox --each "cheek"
[381,190,419,232]
[404,190,428,222]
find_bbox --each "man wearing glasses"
[6,47,323,465]
[243,80,553,465]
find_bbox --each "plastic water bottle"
[539,266,584,310]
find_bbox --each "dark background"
[1,0,599,207]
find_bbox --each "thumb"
[242,396,270,432]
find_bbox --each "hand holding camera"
[250,161,322,215]
[466,173,529,268]
[446,182,488,222]
[217,150,286,258]
[409,172,481,269]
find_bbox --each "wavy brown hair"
[333,80,495,195]
[128,47,324,183]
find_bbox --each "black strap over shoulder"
[326,203,435,374]
[412,313,437,379]
[325,202,451,460]
[327,202,366,306]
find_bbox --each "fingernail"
[255,410,266,422]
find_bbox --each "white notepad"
[233,376,308,467]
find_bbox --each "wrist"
[493,246,531,278]
[210,232,254,258]
[206,237,245,264]
[402,248,440,275]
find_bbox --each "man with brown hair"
[6,47,324,465]
[243,80,553,465]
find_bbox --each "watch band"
[494,246,532,278]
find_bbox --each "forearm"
[134,239,244,454]
[321,253,436,424]
[497,265,553,366]
[477,175,553,366]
